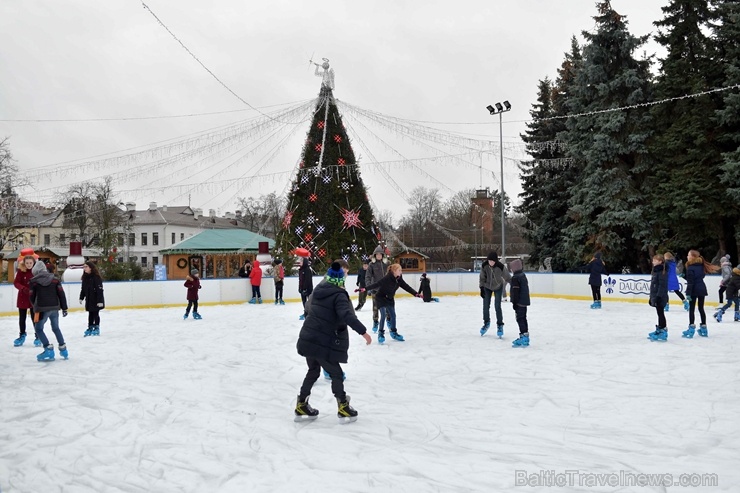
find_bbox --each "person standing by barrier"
[479,252,511,337]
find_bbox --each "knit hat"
[32,260,47,276]
[190,268,199,276]
[486,251,498,262]
[274,258,282,265]
[325,261,345,287]
[421,272,427,278]
[509,258,523,273]
[373,245,384,255]
[594,252,602,260]
[721,255,731,265]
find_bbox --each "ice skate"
[91,325,100,336]
[698,324,708,337]
[84,326,94,337]
[279,300,285,305]
[512,333,530,347]
[378,329,385,344]
[299,314,306,321]
[735,311,740,322]
[294,396,319,422]
[648,326,667,341]
[257,298,263,304]
[59,344,69,360]
[13,334,26,347]
[714,309,724,323]
[372,321,379,333]
[683,299,690,311]
[183,312,189,320]
[37,346,55,362]
[682,324,695,339]
[248,298,257,304]
[664,302,669,312]
[496,325,504,338]
[33,338,42,347]
[337,395,358,423]
[432,297,440,302]
[192,312,202,320]
[590,301,599,309]
[480,322,490,336]
[389,329,405,342]
[275,299,279,305]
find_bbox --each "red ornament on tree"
[317,248,327,258]
[333,134,342,143]
[315,143,322,152]
[309,193,318,202]
[317,121,325,129]
[340,207,363,229]
[338,158,346,166]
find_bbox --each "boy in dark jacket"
[29,260,69,361]
[587,252,608,309]
[509,258,530,347]
[355,260,368,311]
[479,251,511,337]
[184,268,202,319]
[298,257,314,320]
[714,264,740,323]
[647,254,669,341]
[295,261,372,422]
[365,245,390,331]
[363,263,421,343]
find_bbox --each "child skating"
[479,251,511,336]
[249,260,263,304]
[80,260,105,336]
[273,258,285,305]
[682,249,719,338]
[714,263,740,323]
[587,252,608,309]
[184,268,202,319]
[363,263,421,344]
[663,252,689,311]
[418,273,439,302]
[509,258,530,347]
[294,261,372,423]
[12,255,40,347]
[29,260,69,361]
[647,254,669,341]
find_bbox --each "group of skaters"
[11,254,105,361]
[585,250,740,342]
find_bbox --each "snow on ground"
[1,296,739,493]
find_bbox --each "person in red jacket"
[13,255,40,347]
[183,268,202,319]
[248,260,263,304]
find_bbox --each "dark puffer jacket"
[80,273,105,311]
[29,262,68,313]
[649,264,669,307]
[364,272,418,308]
[296,280,367,363]
[685,258,708,298]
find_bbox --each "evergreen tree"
[711,0,740,259]
[518,37,581,272]
[651,0,727,255]
[561,1,654,272]
[274,83,381,271]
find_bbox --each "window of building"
[152,256,159,265]
[171,232,176,244]
[59,233,66,245]
[180,233,185,241]
[152,232,159,246]
[141,256,148,267]
[30,234,37,244]
[141,233,148,246]
[399,258,419,270]
[117,233,124,247]
[129,233,135,246]
[71,233,77,242]
[44,234,51,246]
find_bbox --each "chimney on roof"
[225,212,233,219]
[162,204,167,212]
[235,210,242,219]
[194,208,202,219]
[209,209,216,218]
[148,202,157,212]
[125,202,136,212]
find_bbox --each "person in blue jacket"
[663,252,688,311]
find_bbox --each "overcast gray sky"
[0,0,668,220]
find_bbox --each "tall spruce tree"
[711,0,740,259]
[651,0,727,256]
[561,1,654,272]
[275,80,381,271]
[518,37,582,272]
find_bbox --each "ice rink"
[1,295,738,492]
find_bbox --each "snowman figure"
[256,241,273,277]
[62,241,85,283]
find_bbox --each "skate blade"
[338,416,357,424]
[294,415,318,423]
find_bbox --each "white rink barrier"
[0,272,724,316]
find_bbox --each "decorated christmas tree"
[275,59,382,271]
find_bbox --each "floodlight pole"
[486,101,511,260]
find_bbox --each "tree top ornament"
[311,57,335,90]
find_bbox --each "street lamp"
[486,100,511,260]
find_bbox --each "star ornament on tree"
[340,207,363,229]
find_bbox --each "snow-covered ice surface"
[1,296,739,493]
